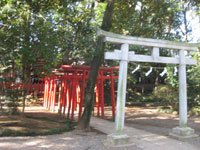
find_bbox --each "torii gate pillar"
[169,50,198,140]
[107,44,130,145]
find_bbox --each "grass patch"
[0,116,77,137]
[25,115,57,122]
[189,107,200,116]
[157,107,177,114]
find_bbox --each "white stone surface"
[170,126,199,141]
[179,50,188,127]
[115,44,129,135]
[98,29,199,50]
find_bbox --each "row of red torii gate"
[43,65,119,121]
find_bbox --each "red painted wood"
[66,82,70,115]
[67,81,73,118]
[110,71,115,120]
[95,80,100,117]
[38,65,119,119]
[62,80,67,115]
[46,81,50,109]
[71,71,78,120]
[49,80,54,110]
[43,78,47,107]
[59,80,64,114]
[52,80,57,111]
[78,70,87,121]
[45,80,49,108]
[76,83,80,111]
[100,71,104,118]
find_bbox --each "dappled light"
[0,131,108,150]
[103,106,200,137]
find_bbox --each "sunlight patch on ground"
[7,126,27,131]
[0,142,23,148]
[25,140,43,146]
[61,137,73,140]
[142,134,168,142]
[194,120,200,123]
[0,120,21,124]
[126,116,170,120]
[38,144,53,148]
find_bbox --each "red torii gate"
[43,65,119,120]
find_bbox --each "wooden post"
[52,80,57,112]
[71,71,78,120]
[62,80,67,115]
[78,70,87,121]
[110,70,115,120]
[43,78,47,107]
[58,80,63,114]
[96,81,100,117]
[58,80,62,114]
[67,81,73,118]
[100,71,104,118]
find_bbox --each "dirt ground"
[0,106,70,135]
[1,105,200,138]
[103,106,200,147]
[103,106,200,136]
[0,106,200,150]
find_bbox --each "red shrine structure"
[43,65,119,120]
[0,65,119,120]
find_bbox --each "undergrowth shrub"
[153,85,178,110]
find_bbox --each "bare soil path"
[103,106,200,147]
[103,106,200,135]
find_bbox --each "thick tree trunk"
[77,0,115,129]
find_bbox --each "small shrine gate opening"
[98,29,199,144]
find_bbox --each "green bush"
[4,88,20,115]
[153,85,178,110]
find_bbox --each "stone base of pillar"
[169,126,199,141]
[104,134,131,146]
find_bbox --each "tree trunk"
[77,0,115,129]
[22,65,26,114]
[22,63,31,114]
[154,69,159,94]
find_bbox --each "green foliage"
[166,54,200,110]
[166,65,179,88]
[112,0,182,39]
[187,54,200,109]
[189,107,200,116]
[157,107,177,114]
[152,85,178,110]
[4,90,20,115]
[0,77,20,115]
[0,0,59,78]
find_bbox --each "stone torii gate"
[98,29,199,145]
